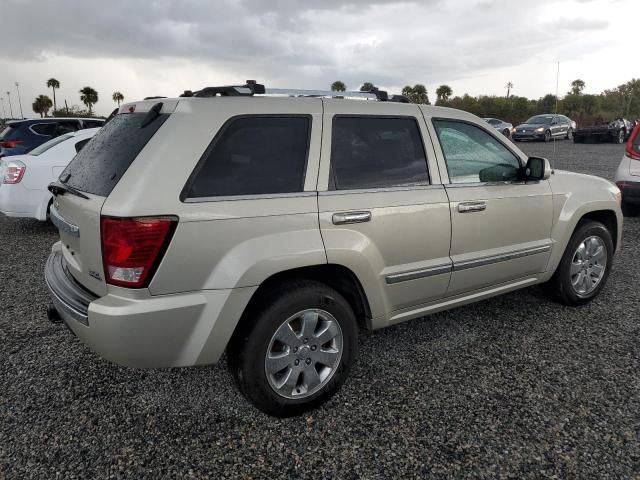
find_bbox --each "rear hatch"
[49,101,176,296]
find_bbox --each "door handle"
[332,211,371,225]
[458,201,486,213]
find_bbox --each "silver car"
[484,117,513,137]
[44,83,623,416]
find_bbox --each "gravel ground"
[1,140,639,479]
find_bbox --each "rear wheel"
[544,220,613,306]
[566,128,573,140]
[544,130,552,142]
[228,280,358,417]
[614,129,625,144]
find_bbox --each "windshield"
[29,133,74,156]
[525,115,554,125]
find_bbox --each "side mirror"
[524,156,551,181]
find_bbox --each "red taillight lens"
[2,160,26,184]
[626,124,640,161]
[0,140,23,149]
[101,216,177,288]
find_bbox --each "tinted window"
[0,126,19,140]
[29,134,74,156]
[55,121,80,136]
[434,120,521,184]
[31,123,57,136]
[61,112,169,196]
[185,116,310,198]
[487,119,500,125]
[330,117,429,190]
[82,120,104,128]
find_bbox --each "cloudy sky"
[0,0,636,117]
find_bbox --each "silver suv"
[45,82,623,416]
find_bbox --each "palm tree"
[32,95,53,118]
[46,78,60,112]
[402,84,430,104]
[505,81,514,98]
[435,85,452,102]
[112,91,125,106]
[569,79,586,95]
[79,86,99,115]
[331,81,346,92]
[360,82,375,92]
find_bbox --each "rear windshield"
[0,126,20,140]
[29,133,74,156]
[60,112,169,196]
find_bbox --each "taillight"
[2,160,26,184]
[0,140,23,149]
[626,124,640,161]
[101,216,177,288]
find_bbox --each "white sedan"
[0,128,99,221]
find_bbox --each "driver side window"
[433,120,522,184]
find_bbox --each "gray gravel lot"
[1,140,639,479]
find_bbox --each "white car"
[0,128,99,221]
[614,124,640,215]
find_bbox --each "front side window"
[330,116,429,190]
[433,120,521,184]
[184,116,310,198]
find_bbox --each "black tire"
[227,280,358,417]
[614,129,625,144]
[502,128,510,138]
[544,220,614,306]
[544,130,552,142]
[566,128,573,140]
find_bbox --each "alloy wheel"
[570,236,607,296]
[265,309,343,399]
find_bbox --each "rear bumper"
[44,244,257,368]
[616,180,640,204]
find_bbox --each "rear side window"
[61,112,169,196]
[82,120,104,129]
[74,138,91,153]
[184,116,310,199]
[31,123,57,136]
[29,133,73,156]
[330,116,429,190]
[0,126,19,140]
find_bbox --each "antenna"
[552,61,560,169]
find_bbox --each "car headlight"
[535,127,544,132]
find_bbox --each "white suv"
[45,82,623,416]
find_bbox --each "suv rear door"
[318,101,451,322]
[50,102,175,296]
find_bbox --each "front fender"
[543,171,622,279]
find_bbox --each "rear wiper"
[139,102,163,128]
[48,181,89,200]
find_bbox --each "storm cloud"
[0,0,634,116]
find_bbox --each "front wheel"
[502,128,510,138]
[544,220,613,306]
[228,280,358,417]
[544,130,552,142]
[614,129,625,144]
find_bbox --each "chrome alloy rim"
[265,309,343,400]
[570,236,607,296]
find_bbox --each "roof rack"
[180,81,411,103]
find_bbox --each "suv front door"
[429,117,553,296]
[317,101,452,324]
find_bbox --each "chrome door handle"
[458,201,486,213]
[332,211,371,225]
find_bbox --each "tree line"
[331,78,640,125]
[31,78,125,118]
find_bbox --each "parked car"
[512,114,574,142]
[614,124,640,215]
[574,118,633,144]
[0,118,104,158]
[44,83,622,416]
[484,118,513,137]
[0,128,99,221]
